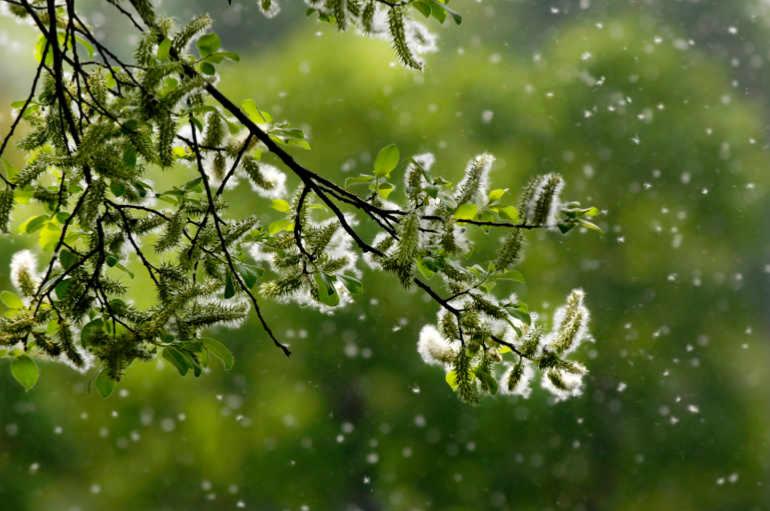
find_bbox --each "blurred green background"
[1,0,769,509]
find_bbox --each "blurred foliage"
[0,1,769,510]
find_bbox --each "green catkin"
[79,180,106,227]
[530,173,563,226]
[331,0,347,30]
[388,6,421,70]
[17,268,37,298]
[362,1,375,33]
[517,176,540,224]
[454,349,479,404]
[552,290,586,354]
[0,188,13,233]
[505,361,525,393]
[58,322,85,368]
[454,156,486,206]
[14,157,49,187]
[128,0,156,26]
[157,113,175,167]
[213,153,227,181]
[155,210,186,252]
[242,157,274,189]
[495,228,523,270]
[347,0,361,17]
[172,15,212,54]
[383,212,419,287]
[546,368,570,391]
[203,112,224,148]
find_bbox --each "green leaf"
[240,267,259,289]
[579,219,603,232]
[429,0,462,24]
[497,269,525,284]
[199,62,216,75]
[268,218,294,235]
[314,273,340,307]
[196,33,221,57]
[345,174,375,188]
[340,274,362,295]
[163,347,190,376]
[157,38,171,60]
[0,291,23,310]
[94,369,114,398]
[241,99,272,124]
[22,214,49,234]
[488,188,508,202]
[500,206,519,222]
[416,257,435,279]
[445,370,459,391]
[59,250,78,270]
[80,318,105,346]
[454,202,478,220]
[377,183,395,200]
[374,144,400,177]
[11,355,39,392]
[55,279,73,300]
[202,337,234,371]
[271,199,290,213]
[224,271,236,299]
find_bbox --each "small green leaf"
[80,318,105,346]
[11,355,39,392]
[488,188,508,202]
[22,214,49,234]
[59,250,78,270]
[314,273,340,307]
[163,347,189,376]
[268,218,294,235]
[0,291,24,310]
[497,269,525,284]
[196,33,221,57]
[240,267,259,289]
[340,274,362,295]
[500,206,519,222]
[454,203,478,220]
[374,144,400,177]
[199,62,216,75]
[157,38,171,60]
[202,337,234,371]
[445,370,459,391]
[241,99,272,124]
[94,369,114,398]
[345,174,375,188]
[579,219,603,232]
[224,271,236,299]
[271,199,290,213]
[377,183,395,200]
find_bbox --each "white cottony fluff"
[258,0,281,18]
[454,153,495,206]
[499,362,535,398]
[248,163,287,199]
[10,249,40,296]
[417,324,459,366]
[547,288,590,355]
[541,368,585,402]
